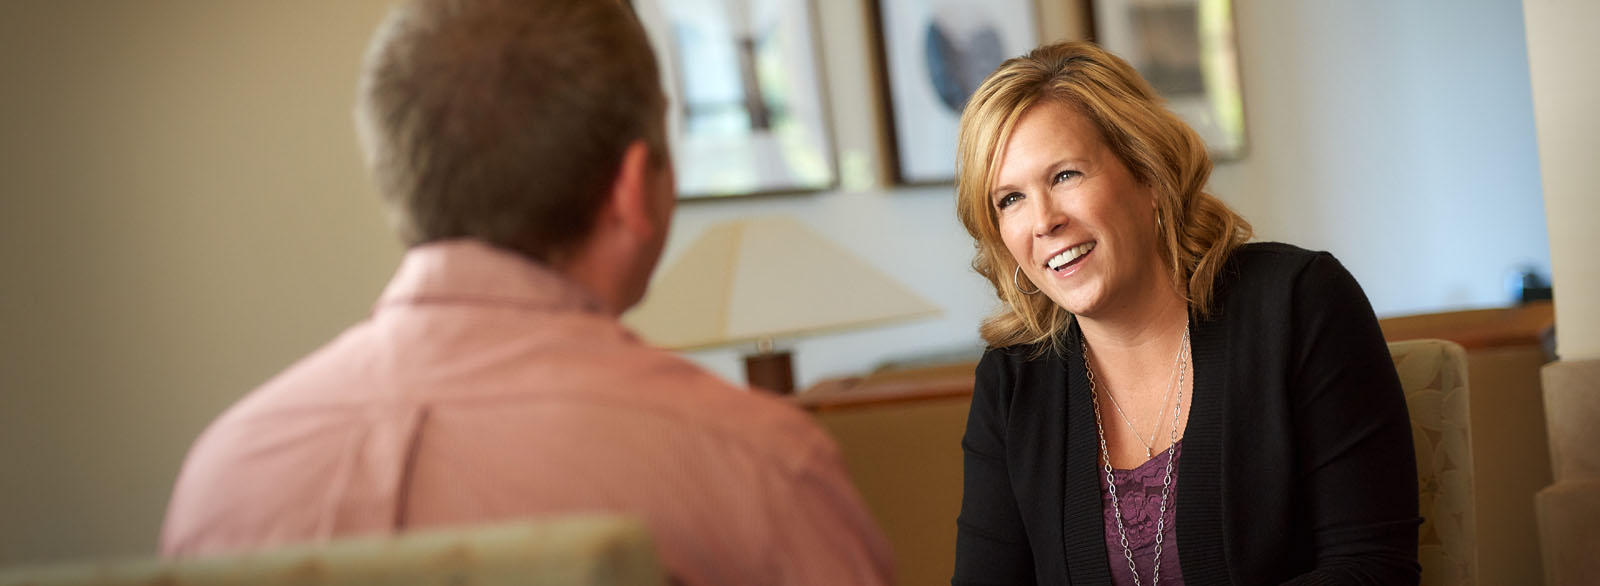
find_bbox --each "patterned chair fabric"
[0,515,666,586]
[1390,339,1477,586]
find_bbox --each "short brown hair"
[356,0,666,264]
[955,41,1252,350]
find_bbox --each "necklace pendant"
[1145,448,1153,459]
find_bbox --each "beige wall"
[0,1,399,564]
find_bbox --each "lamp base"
[744,350,795,394]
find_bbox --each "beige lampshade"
[623,217,942,350]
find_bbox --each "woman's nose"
[1031,197,1067,238]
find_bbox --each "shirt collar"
[376,239,606,315]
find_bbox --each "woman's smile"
[1044,240,1096,275]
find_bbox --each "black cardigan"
[953,243,1421,585]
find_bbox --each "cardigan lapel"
[1061,322,1115,584]
[1176,312,1234,586]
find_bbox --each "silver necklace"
[1098,330,1188,459]
[1084,325,1189,586]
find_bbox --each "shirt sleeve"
[771,433,897,586]
[952,350,1036,586]
[1281,252,1423,585]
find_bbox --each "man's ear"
[604,140,657,239]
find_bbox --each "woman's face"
[990,100,1165,319]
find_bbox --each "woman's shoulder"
[973,340,1070,415]
[1217,241,1370,317]
[979,340,1063,369]
[977,339,1071,386]
[1229,241,1327,270]
[1223,241,1352,288]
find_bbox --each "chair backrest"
[1389,338,1477,586]
[0,515,666,586]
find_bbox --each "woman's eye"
[996,192,1023,209]
[1053,170,1081,184]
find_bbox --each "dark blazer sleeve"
[1282,253,1422,585]
[953,349,1036,586]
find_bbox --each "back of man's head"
[356,0,665,266]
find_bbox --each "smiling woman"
[955,44,1249,356]
[951,41,1422,586]
[989,100,1167,324]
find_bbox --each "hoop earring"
[1156,211,1165,231]
[1013,265,1040,295]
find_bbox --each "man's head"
[356,0,674,313]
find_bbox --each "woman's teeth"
[1046,242,1095,271]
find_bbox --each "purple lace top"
[1100,440,1185,586]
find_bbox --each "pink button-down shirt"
[162,240,893,586]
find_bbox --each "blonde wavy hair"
[956,41,1252,350]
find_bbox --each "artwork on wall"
[1091,0,1247,159]
[632,0,836,199]
[874,0,1038,184]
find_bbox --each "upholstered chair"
[1391,339,1478,586]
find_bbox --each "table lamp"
[623,216,942,393]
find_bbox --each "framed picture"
[1091,0,1247,159]
[874,0,1039,184]
[632,0,836,199]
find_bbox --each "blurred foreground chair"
[0,515,665,586]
